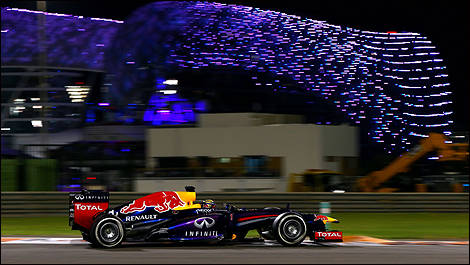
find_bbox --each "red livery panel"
[314,231,343,242]
[73,202,109,230]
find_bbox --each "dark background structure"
[2,0,468,130]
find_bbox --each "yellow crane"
[287,133,468,192]
[357,133,469,192]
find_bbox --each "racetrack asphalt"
[2,242,469,264]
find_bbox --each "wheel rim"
[282,220,303,240]
[99,222,120,243]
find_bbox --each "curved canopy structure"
[1,2,454,151]
[1,7,121,70]
[106,1,454,152]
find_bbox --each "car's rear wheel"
[272,213,307,246]
[90,215,125,248]
[81,232,90,242]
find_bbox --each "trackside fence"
[1,192,468,216]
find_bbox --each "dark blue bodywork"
[70,189,336,245]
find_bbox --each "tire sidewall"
[273,213,307,246]
[91,215,125,248]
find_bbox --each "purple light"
[5,7,123,23]
[1,3,454,152]
[1,7,120,70]
[98,103,110,106]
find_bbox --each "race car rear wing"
[69,190,109,231]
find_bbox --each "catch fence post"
[320,201,331,230]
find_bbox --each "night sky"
[2,0,468,130]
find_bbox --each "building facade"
[142,113,358,192]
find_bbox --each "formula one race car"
[69,187,343,248]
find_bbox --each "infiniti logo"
[194,217,215,229]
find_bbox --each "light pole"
[37,1,48,146]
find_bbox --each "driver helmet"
[202,199,216,209]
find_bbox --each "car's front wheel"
[90,215,125,248]
[272,213,307,246]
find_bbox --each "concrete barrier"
[1,192,468,216]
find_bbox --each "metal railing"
[1,192,468,216]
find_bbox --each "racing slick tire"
[81,232,91,242]
[272,213,307,246]
[90,214,125,248]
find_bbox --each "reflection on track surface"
[2,243,468,264]
[1,237,468,246]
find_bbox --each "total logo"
[317,232,342,238]
[75,204,104,211]
[194,217,215,229]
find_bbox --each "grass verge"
[2,213,468,240]
[329,212,468,240]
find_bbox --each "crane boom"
[358,133,469,192]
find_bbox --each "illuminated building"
[1,7,119,149]
[1,2,455,152]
